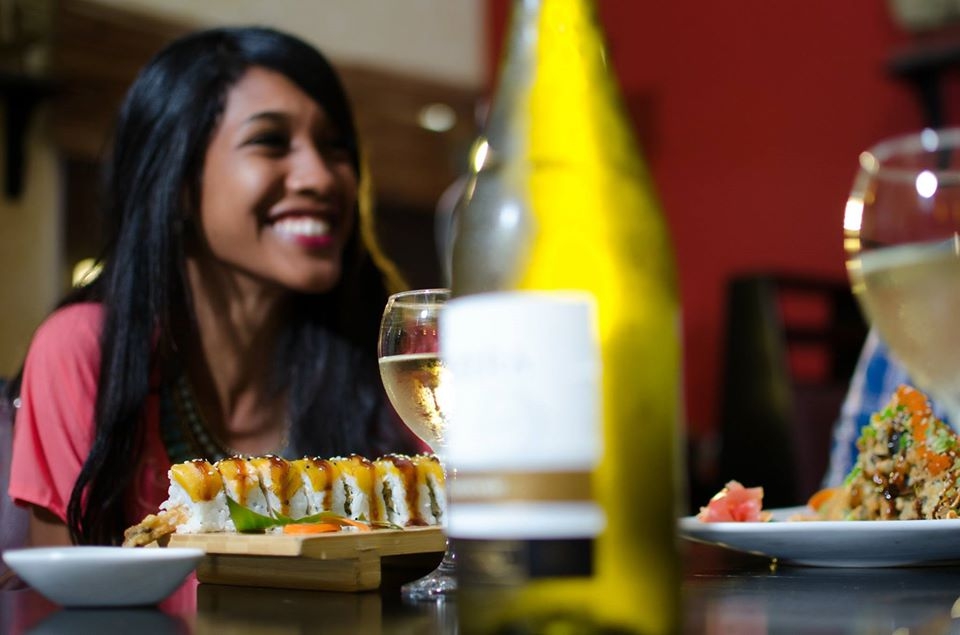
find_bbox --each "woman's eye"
[247,132,290,150]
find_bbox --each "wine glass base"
[401,573,457,602]
[401,553,457,602]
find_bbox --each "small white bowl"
[1,546,204,607]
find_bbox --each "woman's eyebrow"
[241,111,289,126]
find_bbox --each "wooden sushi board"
[169,526,445,592]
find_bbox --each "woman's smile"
[269,214,335,248]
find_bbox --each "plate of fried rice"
[679,385,960,567]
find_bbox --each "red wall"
[486,0,923,438]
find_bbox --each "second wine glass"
[377,288,455,601]
[845,128,960,423]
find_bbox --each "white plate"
[678,506,960,567]
[1,546,203,607]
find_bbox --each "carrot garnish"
[332,517,373,531]
[283,522,343,534]
[895,385,954,475]
[281,516,373,534]
[807,487,839,512]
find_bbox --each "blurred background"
[0,0,953,508]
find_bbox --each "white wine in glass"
[845,128,960,423]
[377,288,454,601]
[378,352,450,448]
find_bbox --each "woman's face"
[196,65,358,294]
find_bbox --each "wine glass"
[377,288,455,601]
[844,128,960,424]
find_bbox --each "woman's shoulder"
[39,301,103,330]
[28,302,104,360]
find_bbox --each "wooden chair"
[714,274,868,508]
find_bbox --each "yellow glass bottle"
[449,0,683,633]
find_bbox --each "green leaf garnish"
[289,511,362,526]
[225,497,376,532]
[226,496,280,532]
[273,511,295,524]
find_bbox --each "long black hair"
[62,27,410,544]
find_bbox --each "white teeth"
[273,217,330,238]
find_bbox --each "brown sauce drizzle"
[174,459,222,502]
[216,457,257,506]
[383,454,424,525]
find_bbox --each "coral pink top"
[9,303,169,526]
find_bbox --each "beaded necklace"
[159,371,290,463]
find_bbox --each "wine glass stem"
[437,539,456,572]
[438,462,456,571]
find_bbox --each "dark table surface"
[5,540,960,634]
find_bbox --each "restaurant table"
[5,541,960,634]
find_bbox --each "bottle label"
[440,291,604,541]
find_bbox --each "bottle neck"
[481,0,639,172]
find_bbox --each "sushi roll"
[291,457,336,515]
[249,455,309,520]
[374,454,418,526]
[124,452,450,544]
[374,454,445,527]
[215,456,270,518]
[412,454,446,526]
[329,455,376,521]
[161,459,231,533]
[124,459,229,544]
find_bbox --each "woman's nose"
[286,146,338,195]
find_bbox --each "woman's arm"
[9,304,104,541]
[28,505,72,546]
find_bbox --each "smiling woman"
[6,27,422,547]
